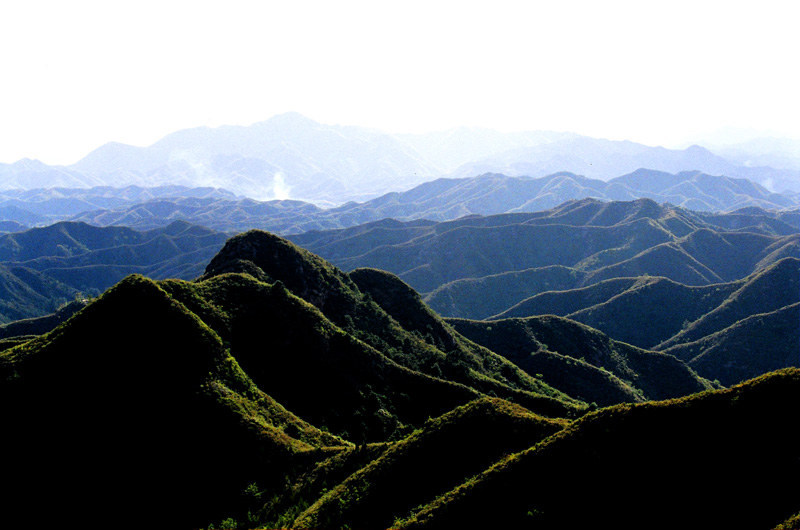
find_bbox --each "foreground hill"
[395,368,800,530]
[195,230,579,422]
[289,398,568,529]
[0,275,349,528]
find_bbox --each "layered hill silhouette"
[0,298,86,341]
[328,169,798,221]
[1,171,795,236]
[290,198,798,295]
[0,220,229,322]
[495,256,797,338]
[0,185,237,227]
[0,171,789,234]
[7,227,785,529]
[449,136,800,192]
[663,302,800,386]
[2,198,792,389]
[447,316,713,407]
[288,199,799,385]
[3,114,800,207]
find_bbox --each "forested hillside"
[0,207,796,529]
[0,220,228,322]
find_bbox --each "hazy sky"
[1,0,797,165]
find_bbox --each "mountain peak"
[10,158,49,170]
[683,144,716,157]
[203,229,358,312]
[258,111,320,129]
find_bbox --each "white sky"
[1,0,798,165]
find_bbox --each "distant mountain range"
[291,198,798,293]
[289,198,799,386]
[485,257,800,386]
[0,185,237,227]
[1,170,797,235]
[0,220,228,322]
[2,113,799,206]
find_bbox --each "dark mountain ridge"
[396,368,800,529]
[199,230,580,419]
[0,275,349,528]
[1,224,796,528]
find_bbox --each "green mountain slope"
[290,199,797,316]
[397,217,669,292]
[0,298,86,340]
[499,277,740,346]
[160,273,484,442]
[425,266,586,320]
[448,316,713,406]
[0,275,348,529]
[490,258,800,372]
[0,263,77,323]
[3,220,229,291]
[2,221,796,529]
[397,368,800,530]
[0,221,228,322]
[290,398,567,530]
[663,302,800,385]
[196,230,581,420]
[656,257,800,350]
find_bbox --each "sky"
[1,0,798,165]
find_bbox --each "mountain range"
[1,170,796,236]
[0,112,798,529]
[0,185,237,226]
[288,198,798,386]
[2,227,797,529]
[290,198,798,294]
[2,113,799,207]
[0,220,228,322]
[0,195,795,388]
